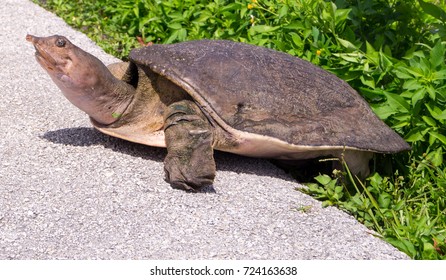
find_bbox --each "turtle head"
[26,35,78,80]
[26,34,134,125]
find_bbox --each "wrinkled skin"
[163,100,216,191]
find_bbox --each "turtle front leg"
[163,100,216,191]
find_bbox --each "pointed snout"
[26,34,59,46]
[26,34,38,44]
[26,34,47,48]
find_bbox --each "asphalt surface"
[0,0,409,259]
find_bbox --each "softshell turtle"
[26,34,410,191]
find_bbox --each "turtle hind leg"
[163,100,216,191]
[333,150,373,180]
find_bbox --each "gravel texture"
[0,0,409,259]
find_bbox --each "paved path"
[0,0,408,259]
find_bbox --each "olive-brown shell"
[130,40,410,153]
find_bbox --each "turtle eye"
[55,38,66,48]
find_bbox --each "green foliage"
[34,0,446,259]
[304,159,446,260]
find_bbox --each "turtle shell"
[129,40,410,154]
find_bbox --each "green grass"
[34,0,446,259]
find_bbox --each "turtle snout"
[26,34,47,47]
[26,35,43,50]
[26,34,37,43]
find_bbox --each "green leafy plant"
[303,159,446,260]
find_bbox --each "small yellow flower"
[250,15,255,25]
[316,49,322,56]
[247,3,254,9]
[252,0,258,3]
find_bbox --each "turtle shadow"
[41,127,166,163]
[41,127,297,183]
